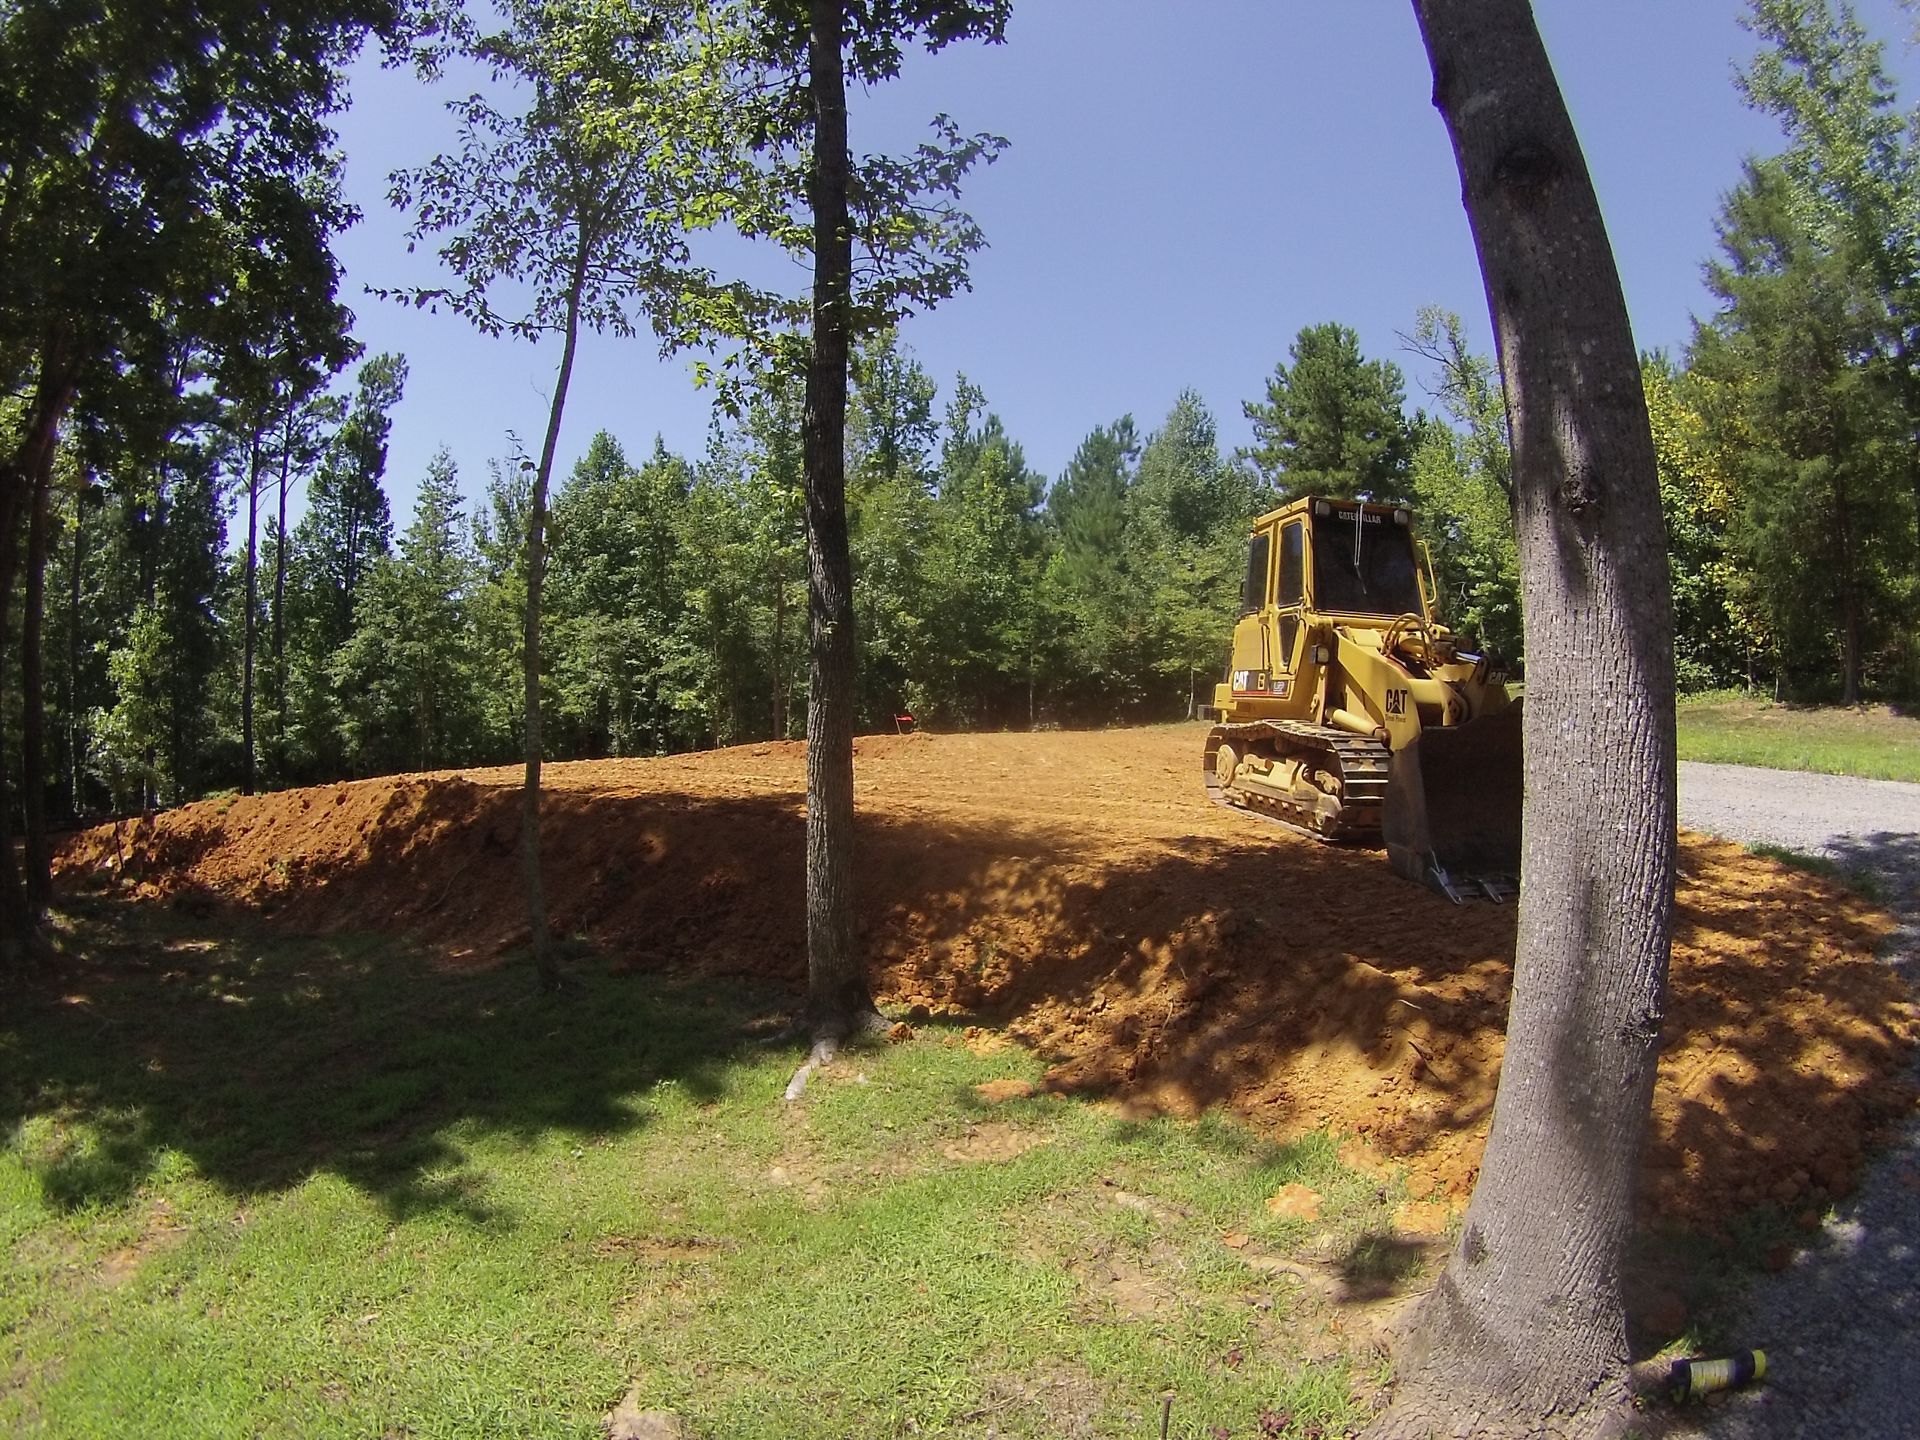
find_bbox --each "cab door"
[1270,518,1306,698]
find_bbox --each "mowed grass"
[0,899,1408,1440]
[1676,690,1920,782]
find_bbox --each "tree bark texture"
[1374,5,1678,1437]
[242,425,263,796]
[22,454,52,913]
[802,0,876,1040]
[522,235,590,993]
[0,336,78,959]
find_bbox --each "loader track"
[1202,721,1391,845]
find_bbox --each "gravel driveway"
[1673,761,1920,1440]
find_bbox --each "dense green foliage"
[1240,321,1417,504]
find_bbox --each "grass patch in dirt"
[1677,690,1920,782]
[1,898,1418,1439]
[1743,842,1887,904]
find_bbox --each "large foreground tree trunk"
[1371,4,1677,1437]
[801,0,879,1041]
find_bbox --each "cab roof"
[1251,496,1413,530]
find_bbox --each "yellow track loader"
[1201,496,1522,901]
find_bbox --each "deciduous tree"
[677,0,1010,1045]
[387,0,698,988]
[1402,307,1522,661]
[0,0,399,956]
[1371,3,1677,1435]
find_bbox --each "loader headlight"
[1311,644,1330,665]
[1393,508,1410,526]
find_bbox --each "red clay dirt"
[58,724,1918,1228]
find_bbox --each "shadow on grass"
[34,779,1918,1256]
[1334,1231,1434,1303]
[2,896,785,1225]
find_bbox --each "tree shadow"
[1333,1231,1436,1304]
[43,780,1917,1249]
[3,896,779,1227]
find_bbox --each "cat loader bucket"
[1382,701,1524,903]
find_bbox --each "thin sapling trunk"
[522,231,591,994]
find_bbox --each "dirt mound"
[58,726,1918,1227]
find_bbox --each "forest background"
[11,0,1920,817]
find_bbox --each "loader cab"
[1292,498,1426,623]
[1216,497,1432,722]
[1247,497,1428,629]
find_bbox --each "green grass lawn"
[1,899,1412,1439]
[1676,690,1920,782]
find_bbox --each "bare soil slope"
[59,725,1917,1228]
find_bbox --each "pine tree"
[1241,322,1416,503]
[1045,417,1145,720]
[332,448,484,773]
[285,353,405,777]
[1131,392,1257,715]
[1691,159,1911,701]
[917,404,1042,725]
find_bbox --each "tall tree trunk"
[0,336,78,961]
[22,450,53,914]
[522,233,591,994]
[272,408,293,777]
[772,566,787,739]
[242,424,263,795]
[1833,472,1861,705]
[1372,5,1678,1437]
[66,485,86,817]
[802,0,878,1040]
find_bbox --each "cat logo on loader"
[1201,496,1522,901]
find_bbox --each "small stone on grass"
[606,1387,689,1440]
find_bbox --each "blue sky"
[331,0,1920,519]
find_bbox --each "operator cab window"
[1241,531,1271,616]
[1277,522,1304,607]
[1311,508,1422,616]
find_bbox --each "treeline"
[52,290,1920,827]
[13,0,1920,829]
[46,331,1282,811]
[1418,0,1920,705]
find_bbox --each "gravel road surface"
[1675,762,1920,1440]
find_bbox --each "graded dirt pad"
[59,725,1918,1228]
